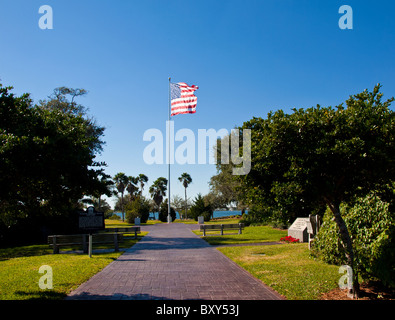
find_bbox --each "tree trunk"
[184,187,187,220]
[121,193,124,222]
[325,198,359,298]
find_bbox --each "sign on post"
[78,206,105,232]
[78,206,105,258]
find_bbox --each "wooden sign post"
[78,206,105,257]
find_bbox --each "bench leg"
[53,236,59,254]
[203,228,206,237]
[114,233,119,252]
[221,225,224,236]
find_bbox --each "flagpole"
[168,77,171,223]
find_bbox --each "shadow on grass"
[14,290,67,300]
[0,245,53,261]
[201,236,282,246]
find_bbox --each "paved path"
[66,223,284,300]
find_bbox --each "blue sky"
[1,0,394,207]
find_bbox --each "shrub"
[312,192,395,288]
[189,194,213,222]
[240,204,270,226]
[107,214,121,220]
[125,196,151,224]
[158,199,176,222]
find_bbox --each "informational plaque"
[288,218,309,242]
[78,206,105,232]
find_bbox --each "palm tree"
[114,172,129,221]
[91,171,115,211]
[178,173,192,219]
[149,177,168,213]
[127,176,139,200]
[138,174,149,195]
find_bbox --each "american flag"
[170,82,199,116]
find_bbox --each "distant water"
[112,210,246,220]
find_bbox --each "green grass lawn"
[1,218,343,300]
[192,221,341,300]
[0,219,147,300]
[193,222,288,245]
[0,250,121,299]
[218,243,341,300]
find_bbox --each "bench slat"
[48,233,125,254]
[101,227,140,233]
[199,223,244,236]
[48,235,86,245]
[199,224,244,230]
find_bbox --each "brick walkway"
[66,223,284,300]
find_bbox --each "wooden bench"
[101,227,141,239]
[48,233,123,254]
[199,223,245,236]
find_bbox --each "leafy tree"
[189,194,213,222]
[171,195,184,218]
[178,173,192,219]
[235,84,395,297]
[0,83,107,244]
[312,192,395,288]
[171,195,192,219]
[38,87,104,154]
[158,199,176,222]
[209,159,242,208]
[39,87,88,117]
[210,132,251,212]
[125,195,151,224]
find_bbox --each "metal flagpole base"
[167,215,172,224]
